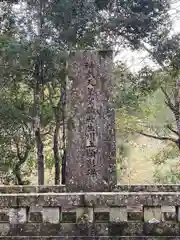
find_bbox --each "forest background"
[1,0,180,185]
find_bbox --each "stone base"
[0,223,180,237]
[0,186,179,238]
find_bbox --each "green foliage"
[47,0,170,49]
[152,143,179,165]
[0,0,174,184]
[114,64,160,113]
[140,89,171,123]
[116,142,129,181]
[154,157,180,184]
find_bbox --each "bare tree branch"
[136,131,177,143]
[15,142,23,161]
[161,86,176,112]
[167,125,179,136]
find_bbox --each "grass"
[120,136,166,184]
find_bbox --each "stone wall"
[0,185,180,238]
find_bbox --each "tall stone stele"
[66,50,116,191]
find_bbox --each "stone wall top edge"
[1,191,180,196]
[1,184,180,193]
[0,192,180,206]
[114,184,180,192]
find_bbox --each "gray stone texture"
[0,191,180,237]
[2,185,180,193]
[66,50,116,191]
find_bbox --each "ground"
[121,136,165,184]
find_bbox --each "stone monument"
[66,50,116,191]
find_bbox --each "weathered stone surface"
[61,212,76,223]
[7,223,92,236]
[0,222,179,237]
[0,196,17,207]
[29,212,43,222]
[127,205,143,221]
[76,207,94,223]
[1,190,180,238]
[161,206,176,221]
[144,207,161,222]
[37,186,66,193]
[67,50,116,191]
[43,207,60,223]
[94,212,109,222]
[0,185,66,194]
[0,236,179,240]
[144,223,180,235]
[1,185,180,193]
[0,212,9,222]
[9,208,26,224]
[85,192,180,206]
[28,206,43,222]
[1,192,180,207]
[1,193,82,207]
[108,222,143,236]
[177,206,180,222]
[0,223,10,235]
[114,184,180,192]
[110,207,127,222]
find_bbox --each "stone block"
[144,207,161,222]
[177,206,180,222]
[9,208,27,224]
[76,207,84,220]
[0,213,9,222]
[144,222,179,236]
[0,209,9,222]
[61,212,76,223]
[110,207,127,222]
[29,206,43,222]
[94,208,110,222]
[94,208,110,213]
[0,223,10,235]
[38,186,66,193]
[161,206,176,221]
[29,212,43,222]
[127,205,143,221]
[22,186,37,193]
[95,223,109,236]
[109,222,143,236]
[76,207,93,223]
[17,195,44,207]
[94,212,109,222]
[43,194,81,207]
[43,207,60,223]
[0,196,17,207]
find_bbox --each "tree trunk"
[61,149,66,184]
[54,111,60,185]
[13,142,31,185]
[53,62,67,185]
[13,164,24,185]
[54,81,66,185]
[33,0,45,185]
[35,127,44,185]
[33,83,44,185]
[47,84,61,185]
[60,69,67,185]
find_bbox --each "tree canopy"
[1,0,180,184]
